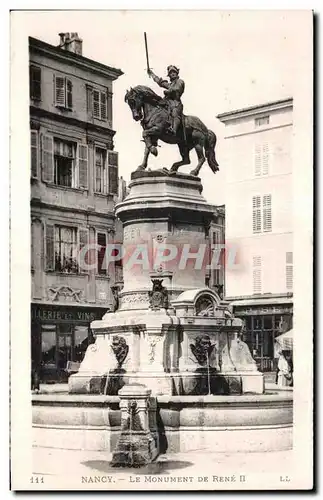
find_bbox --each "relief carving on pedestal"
[148,278,169,310]
[190,335,215,366]
[111,336,129,367]
[147,336,163,364]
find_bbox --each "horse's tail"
[205,129,219,173]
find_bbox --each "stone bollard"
[111,384,159,467]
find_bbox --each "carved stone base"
[171,371,264,396]
[128,373,174,396]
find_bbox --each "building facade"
[30,33,123,382]
[217,98,293,372]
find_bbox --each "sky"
[20,9,310,204]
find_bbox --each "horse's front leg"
[143,127,162,157]
[136,144,150,171]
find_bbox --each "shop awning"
[275,329,293,350]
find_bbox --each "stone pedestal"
[69,171,264,396]
[111,384,158,467]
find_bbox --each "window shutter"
[93,90,100,118]
[262,143,269,175]
[30,66,41,100]
[253,256,262,293]
[41,134,54,183]
[66,79,73,109]
[263,194,272,232]
[252,196,261,233]
[254,144,261,177]
[286,252,293,290]
[30,130,38,178]
[78,228,89,272]
[78,144,88,189]
[100,92,107,120]
[108,151,119,195]
[45,224,55,271]
[55,76,66,107]
[107,91,113,123]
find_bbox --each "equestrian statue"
[124,33,219,177]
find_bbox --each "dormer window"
[255,115,270,127]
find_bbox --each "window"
[45,224,89,273]
[54,139,76,187]
[41,135,88,189]
[253,256,262,293]
[95,148,107,193]
[54,226,78,273]
[94,149,119,195]
[255,116,270,127]
[254,143,269,176]
[252,195,272,233]
[286,252,293,290]
[54,75,73,109]
[30,66,41,100]
[93,89,107,120]
[30,130,38,178]
[97,232,107,275]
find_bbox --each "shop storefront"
[232,297,293,372]
[31,304,107,383]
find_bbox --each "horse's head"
[124,87,143,121]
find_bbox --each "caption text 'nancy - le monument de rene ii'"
[32,33,293,466]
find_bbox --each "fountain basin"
[32,391,292,454]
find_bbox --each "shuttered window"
[254,143,269,176]
[78,144,88,189]
[263,194,272,232]
[30,66,41,100]
[252,196,262,233]
[41,134,54,183]
[30,130,38,178]
[92,89,107,120]
[45,224,55,271]
[54,75,73,109]
[41,134,87,190]
[253,256,262,294]
[108,151,119,195]
[286,252,293,290]
[78,228,89,272]
[252,195,272,233]
[95,148,107,194]
[97,232,107,275]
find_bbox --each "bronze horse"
[125,85,219,176]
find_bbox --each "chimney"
[58,32,83,55]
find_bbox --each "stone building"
[205,205,225,298]
[30,33,123,382]
[217,98,293,372]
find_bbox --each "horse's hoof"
[169,170,177,176]
[136,165,146,171]
[190,170,198,176]
[150,146,158,157]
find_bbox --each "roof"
[216,97,293,123]
[29,36,124,81]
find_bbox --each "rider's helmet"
[167,65,180,76]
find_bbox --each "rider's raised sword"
[144,32,151,74]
